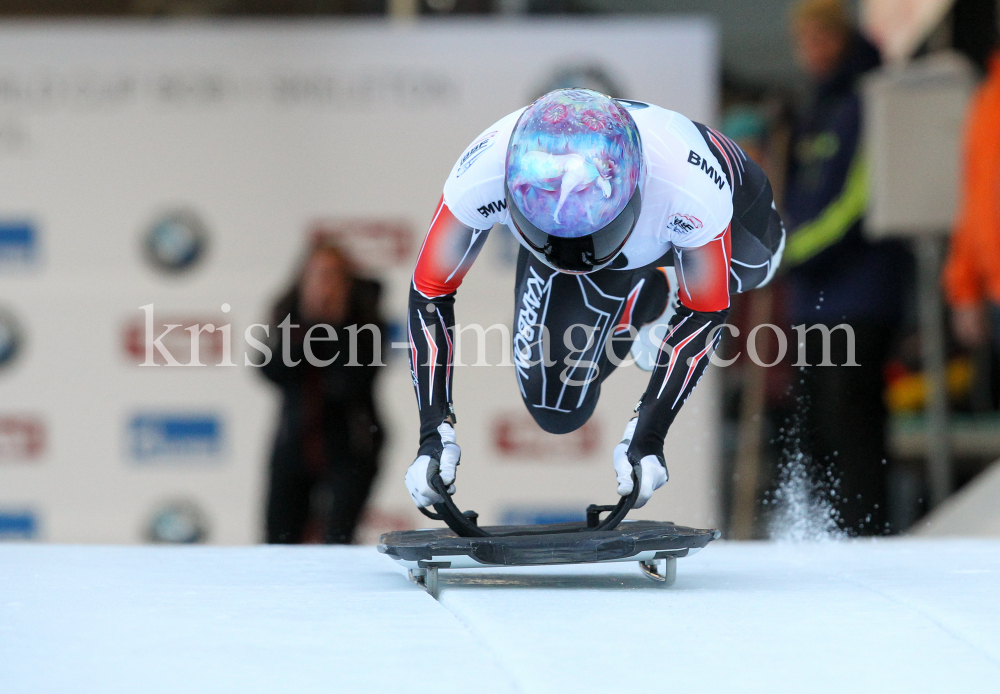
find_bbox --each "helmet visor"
[506,180,641,273]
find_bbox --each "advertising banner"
[0,19,720,543]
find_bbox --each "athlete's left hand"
[613,417,668,509]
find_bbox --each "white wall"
[0,19,721,544]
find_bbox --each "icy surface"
[0,546,518,694]
[2,540,999,693]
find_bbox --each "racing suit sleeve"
[409,196,491,456]
[627,225,731,463]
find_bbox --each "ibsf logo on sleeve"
[0,417,45,462]
[143,210,209,273]
[128,413,224,462]
[667,213,703,236]
[0,309,24,370]
[455,130,497,178]
[0,220,39,269]
[0,509,38,540]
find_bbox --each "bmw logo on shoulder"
[143,209,209,274]
[0,308,23,370]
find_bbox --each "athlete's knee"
[518,376,600,433]
[527,403,594,435]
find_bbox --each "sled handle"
[424,463,641,538]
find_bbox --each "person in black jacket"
[781,0,912,535]
[261,240,385,544]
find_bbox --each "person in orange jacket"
[944,52,1000,349]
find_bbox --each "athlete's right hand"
[405,422,461,508]
[613,417,668,509]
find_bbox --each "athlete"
[404,89,784,512]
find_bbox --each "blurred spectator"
[781,0,912,535]
[944,48,1000,353]
[261,240,385,544]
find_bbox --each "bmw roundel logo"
[536,65,624,100]
[146,500,209,544]
[143,209,208,273]
[0,309,23,370]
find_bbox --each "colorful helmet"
[505,88,643,273]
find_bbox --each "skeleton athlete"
[405,89,785,510]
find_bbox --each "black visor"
[505,181,642,273]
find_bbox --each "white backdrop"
[0,19,721,544]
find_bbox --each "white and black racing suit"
[407,100,785,471]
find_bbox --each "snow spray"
[766,398,847,542]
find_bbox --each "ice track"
[1,539,999,694]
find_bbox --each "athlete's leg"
[511,246,668,434]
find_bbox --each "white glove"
[613,417,668,509]
[404,422,461,508]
